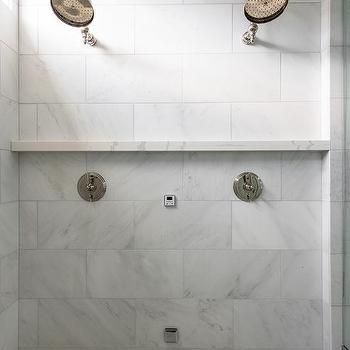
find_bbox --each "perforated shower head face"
[51,0,94,27]
[244,0,288,24]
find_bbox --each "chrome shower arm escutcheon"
[81,27,97,46]
[242,23,258,45]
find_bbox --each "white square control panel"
[164,195,176,207]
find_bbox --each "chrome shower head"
[242,0,288,45]
[51,0,97,45]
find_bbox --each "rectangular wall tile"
[0,202,18,257]
[136,299,233,348]
[20,201,37,249]
[231,102,321,140]
[184,250,280,298]
[183,53,280,102]
[0,96,18,150]
[0,151,18,203]
[19,300,38,347]
[135,5,232,53]
[20,152,86,200]
[0,250,18,313]
[87,250,182,298]
[232,201,322,249]
[135,201,231,249]
[38,299,135,347]
[234,300,323,348]
[86,55,182,103]
[37,104,134,141]
[281,250,322,299]
[20,250,86,298]
[20,55,85,103]
[0,43,18,102]
[281,152,322,200]
[87,152,183,200]
[281,53,321,101]
[134,103,231,141]
[19,104,37,140]
[38,201,134,249]
[0,301,18,350]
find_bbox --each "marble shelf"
[11,140,330,152]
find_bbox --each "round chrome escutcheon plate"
[77,172,106,202]
[233,172,263,202]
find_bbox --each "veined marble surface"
[12,140,330,152]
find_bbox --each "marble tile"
[331,201,344,254]
[38,201,134,249]
[19,104,37,140]
[0,250,18,313]
[135,5,232,53]
[232,201,322,249]
[135,299,233,348]
[332,150,344,202]
[344,254,350,306]
[20,152,86,200]
[233,3,321,53]
[183,152,281,200]
[20,201,37,249]
[0,151,18,203]
[183,53,280,102]
[38,299,135,347]
[281,53,321,101]
[344,306,350,346]
[134,201,231,249]
[0,202,19,257]
[234,300,323,348]
[19,5,38,54]
[331,47,344,99]
[281,250,322,299]
[0,301,18,350]
[231,102,321,141]
[19,300,38,347]
[0,96,18,150]
[20,250,86,298]
[20,55,85,103]
[184,250,280,298]
[86,55,182,103]
[332,306,343,350]
[37,104,133,141]
[281,152,322,200]
[331,98,345,150]
[87,250,182,298]
[0,0,18,52]
[0,43,18,102]
[134,103,231,141]
[331,253,343,306]
[87,152,183,200]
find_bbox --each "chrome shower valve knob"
[233,172,263,202]
[78,172,106,202]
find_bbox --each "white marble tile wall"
[0,0,19,349]
[19,0,322,142]
[17,1,327,350]
[19,151,324,349]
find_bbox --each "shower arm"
[242,23,259,45]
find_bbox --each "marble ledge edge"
[11,140,331,152]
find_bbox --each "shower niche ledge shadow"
[11,140,330,152]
